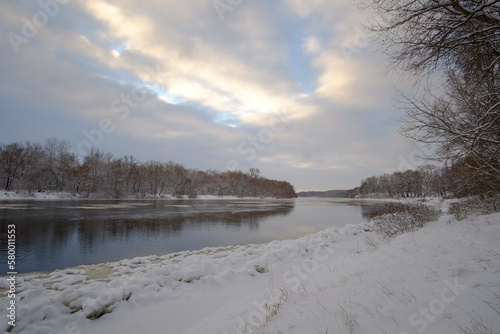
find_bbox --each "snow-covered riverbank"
[0,190,277,201]
[1,199,499,333]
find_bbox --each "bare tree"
[363,0,500,73]
[0,143,26,190]
[121,155,140,195]
[363,0,500,195]
[21,142,45,193]
[82,148,110,195]
[144,160,168,195]
[398,72,500,193]
[248,168,261,178]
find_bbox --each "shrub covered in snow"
[449,195,500,220]
[371,202,441,238]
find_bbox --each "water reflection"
[0,199,382,274]
[359,203,385,220]
[0,199,294,273]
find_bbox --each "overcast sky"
[0,0,419,191]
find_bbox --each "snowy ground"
[1,199,499,334]
[0,191,80,201]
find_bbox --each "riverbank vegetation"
[0,138,296,199]
[369,201,441,238]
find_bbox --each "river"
[0,197,380,273]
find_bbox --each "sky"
[0,0,420,191]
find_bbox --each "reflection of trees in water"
[76,218,185,252]
[0,217,77,269]
[77,205,294,250]
[184,206,294,231]
[0,202,295,272]
[359,203,384,220]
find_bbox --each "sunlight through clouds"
[314,51,358,103]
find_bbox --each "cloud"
[0,0,411,190]
[79,0,300,120]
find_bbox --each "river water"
[0,197,379,273]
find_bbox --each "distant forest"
[297,189,360,198]
[0,138,297,199]
[360,161,498,198]
[300,161,497,199]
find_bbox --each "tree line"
[297,188,361,198]
[358,160,498,198]
[297,190,350,198]
[360,165,451,198]
[0,138,297,198]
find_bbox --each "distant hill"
[297,187,360,198]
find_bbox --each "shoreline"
[0,196,440,279]
[1,189,445,202]
[0,190,290,201]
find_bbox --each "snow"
[0,191,78,201]
[0,190,275,201]
[1,199,499,334]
